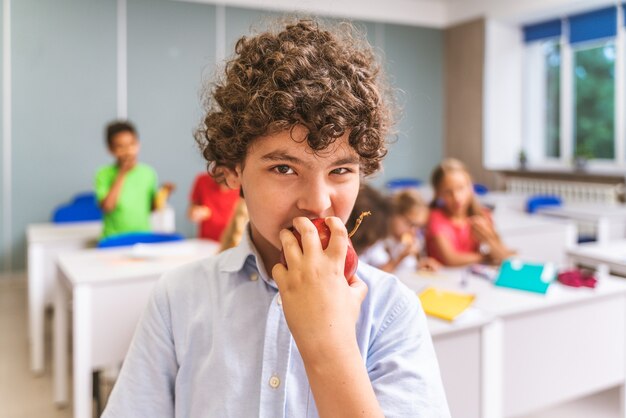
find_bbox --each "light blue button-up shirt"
[103,228,450,417]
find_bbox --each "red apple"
[280,218,358,280]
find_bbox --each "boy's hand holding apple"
[272,216,368,363]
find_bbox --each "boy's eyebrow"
[331,156,360,166]
[260,151,303,164]
[260,151,360,166]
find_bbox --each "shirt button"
[250,272,258,281]
[276,294,282,306]
[269,375,281,389]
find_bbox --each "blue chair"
[525,195,596,243]
[72,192,98,206]
[577,235,596,244]
[97,232,184,248]
[51,192,102,223]
[385,178,423,192]
[473,183,489,196]
[526,195,562,214]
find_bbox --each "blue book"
[494,259,555,294]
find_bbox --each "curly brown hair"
[195,18,394,182]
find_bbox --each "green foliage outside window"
[545,41,561,158]
[574,42,615,160]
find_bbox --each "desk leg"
[621,296,626,418]
[53,271,69,407]
[29,244,45,374]
[482,319,503,418]
[73,285,93,418]
[564,222,577,251]
[597,217,610,244]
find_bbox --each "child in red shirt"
[188,173,240,241]
[426,158,513,266]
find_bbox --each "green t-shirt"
[95,163,158,237]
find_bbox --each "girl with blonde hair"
[426,158,513,266]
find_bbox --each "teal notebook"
[494,259,555,294]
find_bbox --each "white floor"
[0,273,622,418]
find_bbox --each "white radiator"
[506,177,625,239]
[506,177,624,204]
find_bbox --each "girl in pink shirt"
[426,159,513,266]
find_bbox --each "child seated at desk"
[426,158,513,266]
[95,120,174,237]
[188,172,241,241]
[348,185,440,273]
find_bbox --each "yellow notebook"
[418,287,475,322]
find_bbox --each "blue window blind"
[569,7,617,44]
[523,19,562,43]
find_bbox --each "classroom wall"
[1,0,443,272]
[383,23,443,188]
[0,0,4,271]
[127,0,215,240]
[444,18,498,189]
[11,0,117,271]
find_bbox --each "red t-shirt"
[425,208,491,264]
[190,174,240,241]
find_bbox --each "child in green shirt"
[95,121,171,237]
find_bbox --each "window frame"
[523,6,626,172]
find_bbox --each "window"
[523,19,562,163]
[573,41,615,160]
[523,6,620,168]
[545,40,561,158]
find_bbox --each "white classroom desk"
[27,221,102,374]
[535,203,626,244]
[53,239,219,418]
[417,276,496,418]
[27,208,175,374]
[492,207,577,266]
[567,239,626,277]
[479,191,529,212]
[400,268,626,418]
[479,193,626,244]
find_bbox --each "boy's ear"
[222,165,242,190]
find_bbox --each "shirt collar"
[219,223,277,289]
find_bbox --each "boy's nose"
[296,179,332,218]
